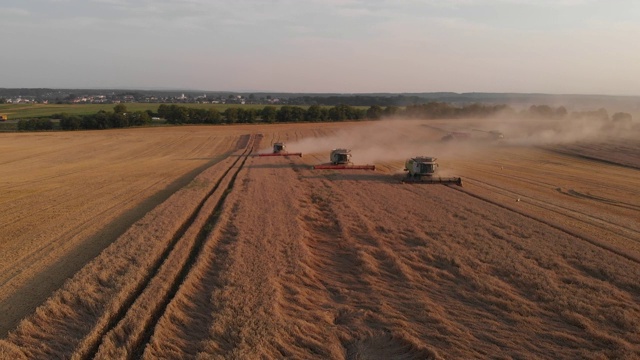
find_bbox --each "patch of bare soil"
[1,120,639,359]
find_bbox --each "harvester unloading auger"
[312,149,376,170]
[258,142,302,157]
[402,157,462,186]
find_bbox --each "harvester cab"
[405,157,438,177]
[330,148,352,165]
[402,156,462,186]
[273,142,285,153]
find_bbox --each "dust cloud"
[286,119,454,170]
[496,114,638,146]
[284,111,637,170]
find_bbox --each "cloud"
[0,7,30,16]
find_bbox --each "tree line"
[14,102,632,132]
[157,104,374,124]
[157,103,510,125]
[54,104,152,130]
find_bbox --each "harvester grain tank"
[257,142,302,157]
[402,156,462,186]
[312,149,375,170]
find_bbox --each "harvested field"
[1,119,639,359]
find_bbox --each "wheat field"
[1,118,639,359]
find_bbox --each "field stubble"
[1,119,639,359]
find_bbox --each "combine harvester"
[441,132,471,142]
[472,129,505,141]
[312,149,376,170]
[402,156,462,186]
[257,142,302,157]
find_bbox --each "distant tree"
[17,119,53,131]
[113,103,127,114]
[261,106,277,123]
[612,112,632,123]
[236,108,248,123]
[162,105,189,124]
[188,108,209,124]
[0,98,6,104]
[328,104,359,121]
[81,115,98,129]
[555,106,568,118]
[110,112,128,128]
[277,106,293,122]
[242,108,258,123]
[157,104,170,119]
[366,105,383,119]
[319,107,330,121]
[206,108,222,124]
[129,111,151,126]
[383,106,400,117]
[305,105,322,121]
[60,115,82,130]
[528,105,554,118]
[94,110,111,129]
[290,107,306,122]
[224,107,239,123]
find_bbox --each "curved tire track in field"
[464,176,640,242]
[555,187,640,211]
[448,184,640,265]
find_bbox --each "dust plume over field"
[499,116,638,147]
[286,119,478,171]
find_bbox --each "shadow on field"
[0,152,232,337]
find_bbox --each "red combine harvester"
[312,149,376,170]
[258,142,302,157]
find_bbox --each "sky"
[1,0,639,95]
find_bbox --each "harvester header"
[312,149,375,170]
[402,156,462,186]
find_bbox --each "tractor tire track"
[86,134,259,359]
[463,176,640,242]
[448,184,640,265]
[1,135,255,359]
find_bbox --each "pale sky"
[2,0,639,95]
